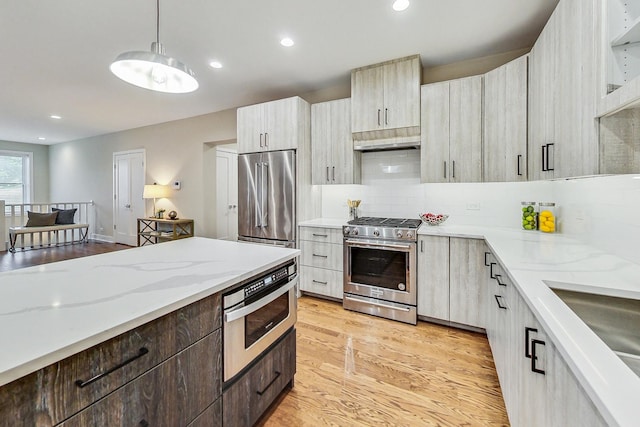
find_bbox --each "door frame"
[113,149,146,245]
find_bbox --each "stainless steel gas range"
[343,217,421,325]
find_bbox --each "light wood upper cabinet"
[237,96,308,154]
[311,99,361,185]
[351,55,421,145]
[421,76,483,183]
[483,55,528,182]
[528,0,601,179]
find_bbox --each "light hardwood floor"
[259,297,509,426]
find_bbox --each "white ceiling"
[0,0,559,145]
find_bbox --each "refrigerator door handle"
[255,162,262,228]
[261,162,269,228]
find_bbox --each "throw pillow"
[25,211,58,227]
[52,207,77,224]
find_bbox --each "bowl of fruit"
[420,213,449,226]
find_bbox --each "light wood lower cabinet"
[299,226,343,300]
[484,252,607,426]
[417,235,486,328]
[223,328,296,427]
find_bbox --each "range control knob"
[396,230,404,238]
[373,229,380,237]
[406,231,414,239]
[351,228,359,236]
[343,227,350,235]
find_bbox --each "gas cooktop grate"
[347,217,422,228]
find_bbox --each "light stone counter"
[0,237,299,387]
[418,224,640,427]
[298,218,347,229]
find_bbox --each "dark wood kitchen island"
[0,237,298,426]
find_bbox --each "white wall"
[48,109,237,239]
[320,149,640,264]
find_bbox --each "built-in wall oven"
[223,260,297,382]
[343,217,420,325]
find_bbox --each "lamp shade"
[143,184,171,199]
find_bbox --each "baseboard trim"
[90,234,115,243]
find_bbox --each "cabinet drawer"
[60,330,222,427]
[187,398,222,427]
[300,266,343,300]
[299,227,343,244]
[300,240,342,270]
[0,293,221,427]
[223,328,296,427]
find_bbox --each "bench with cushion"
[8,209,89,253]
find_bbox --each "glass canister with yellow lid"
[521,202,537,230]
[538,202,556,233]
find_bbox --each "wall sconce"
[143,184,171,217]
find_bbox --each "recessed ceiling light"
[280,37,294,47]
[209,61,223,69]
[50,115,62,119]
[392,0,410,11]
[38,137,46,140]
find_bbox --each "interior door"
[215,147,238,240]
[113,150,145,245]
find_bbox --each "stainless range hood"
[352,128,421,152]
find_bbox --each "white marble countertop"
[298,218,347,229]
[0,237,299,387]
[418,224,640,426]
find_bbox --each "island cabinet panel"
[59,331,222,427]
[186,398,222,427]
[0,292,221,427]
[223,328,296,427]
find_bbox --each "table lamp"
[143,184,170,217]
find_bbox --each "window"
[0,151,33,207]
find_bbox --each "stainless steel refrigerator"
[237,150,296,248]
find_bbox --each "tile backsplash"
[319,149,640,264]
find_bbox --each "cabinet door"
[351,66,384,133]
[420,82,450,183]
[383,56,421,130]
[330,98,359,184]
[449,238,487,328]
[417,235,449,320]
[484,55,528,182]
[311,101,332,184]
[449,76,483,182]
[237,103,264,154]
[263,97,299,151]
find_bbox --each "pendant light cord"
[156,0,160,44]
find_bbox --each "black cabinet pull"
[377,109,381,126]
[443,161,447,179]
[531,339,546,375]
[312,233,328,238]
[494,274,506,287]
[332,166,335,181]
[140,420,149,427]
[75,347,149,388]
[259,133,264,148]
[420,240,424,253]
[546,143,554,171]
[326,166,329,182]
[489,262,496,279]
[525,327,538,358]
[264,133,269,147]
[257,371,281,396]
[452,160,456,179]
[517,154,523,176]
[484,251,491,266]
[312,254,328,258]
[385,108,388,125]
[494,295,507,310]
[541,145,547,172]
[312,280,328,285]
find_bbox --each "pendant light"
[110,0,198,93]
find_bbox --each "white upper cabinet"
[421,76,483,183]
[528,0,600,179]
[311,99,361,185]
[237,96,308,154]
[483,55,528,182]
[351,55,421,148]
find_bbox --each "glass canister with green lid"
[521,202,537,230]
[538,202,556,233]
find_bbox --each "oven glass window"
[245,292,289,348]
[350,247,408,291]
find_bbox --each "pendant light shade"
[110,1,198,93]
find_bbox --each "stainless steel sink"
[549,286,640,377]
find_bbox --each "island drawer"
[0,292,221,427]
[223,327,296,427]
[59,330,222,427]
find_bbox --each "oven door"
[344,238,416,306]
[223,276,298,382]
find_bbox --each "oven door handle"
[224,276,298,323]
[344,239,412,252]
